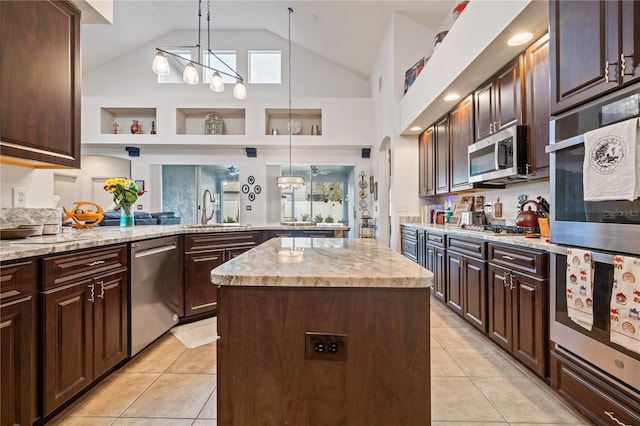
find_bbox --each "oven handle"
[545,134,584,154]
[552,247,618,264]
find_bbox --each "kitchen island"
[211,237,433,425]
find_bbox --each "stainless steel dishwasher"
[130,236,180,356]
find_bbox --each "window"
[249,50,281,84]
[158,50,192,84]
[202,50,237,84]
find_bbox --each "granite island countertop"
[210,237,433,288]
[0,223,349,261]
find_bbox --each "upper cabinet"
[550,0,640,115]
[0,1,81,168]
[418,127,435,197]
[524,34,550,179]
[435,115,450,195]
[449,95,474,192]
[475,57,523,142]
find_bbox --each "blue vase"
[120,202,134,228]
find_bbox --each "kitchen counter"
[401,223,561,252]
[0,223,349,261]
[210,237,433,288]
[214,237,432,424]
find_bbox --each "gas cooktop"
[460,224,540,235]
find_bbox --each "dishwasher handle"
[132,243,177,259]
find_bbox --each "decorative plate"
[359,179,367,189]
[359,189,367,199]
[287,120,302,135]
[359,199,368,208]
[248,192,256,202]
[242,184,250,194]
[254,185,262,194]
[248,176,255,185]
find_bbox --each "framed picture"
[369,175,374,193]
[135,180,145,191]
[373,182,378,201]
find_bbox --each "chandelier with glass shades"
[151,0,247,99]
[277,8,305,191]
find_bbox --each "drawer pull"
[604,411,630,426]
[501,255,515,261]
[87,260,105,267]
[88,283,95,303]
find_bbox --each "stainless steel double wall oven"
[547,83,640,397]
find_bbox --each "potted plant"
[325,215,334,223]
[301,213,310,222]
[314,214,323,223]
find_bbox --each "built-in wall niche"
[265,108,322,136]
[176,108,246,135]
[100,107,157,135]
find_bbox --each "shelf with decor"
[265,108,322,136]
[100,107,157,135]
[176,108,246,135]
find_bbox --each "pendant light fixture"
[277,8,305,191]
[152,0,247,99]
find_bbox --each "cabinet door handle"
[501,255,515,260]
[502,272,510,287]
[88,283,95,303]
[509,273,515,290]
[489,122,494,134]
[621,53,634,76]
[604,410,631,426]
[428,249,435,255]
[87,260,105,267]
[96,280,105,299]
[604,60,617,83]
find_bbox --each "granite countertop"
[401,223,560,252]
[0,223,349,262]
[210,238,434,289]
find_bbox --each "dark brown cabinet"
[0,0,81,168]
[425,232,446,303]
[42,246,128,415]
[1,260,36,426]
[449,95,474,192]
[551,349,640,425]
[184,232,262,317]
[475,57,523,141]
[524,33,551,179]
[418,126,435,197]
[550,0,640,115]
[446,236,487,333]
[487,244,547,378]
[435,115,450,194]
[400,226,418,263]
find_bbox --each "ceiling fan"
[311,165,330,176]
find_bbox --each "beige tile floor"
[49,295,592,425]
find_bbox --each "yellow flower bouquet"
[104,178,146,227]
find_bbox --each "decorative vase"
[120,202,134,228]
[130,120,139,134]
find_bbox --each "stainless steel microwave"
[468,125,528,185]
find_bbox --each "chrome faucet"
[201,189,215,224]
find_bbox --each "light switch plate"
[12,187,27,207]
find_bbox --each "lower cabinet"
[400,226,418,263]
[446,236,487,333]
[1,260,36,426]
[551,349,640,425]
[42,246,128,415]
[487,243,548,378]
[426,244,446,302]
[184,232,262,317]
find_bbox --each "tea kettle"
[515,200,540,228]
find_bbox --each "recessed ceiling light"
[410,126,422,132]
[507,32,534,46]
[444,93,461,101]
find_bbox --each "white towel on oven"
[610,255,640,355]
[566,248,594,331]
[583,117,639,201]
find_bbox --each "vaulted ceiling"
[80,0,457,79]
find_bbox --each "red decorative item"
[453,1,468,19]
[130,120,139,134]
